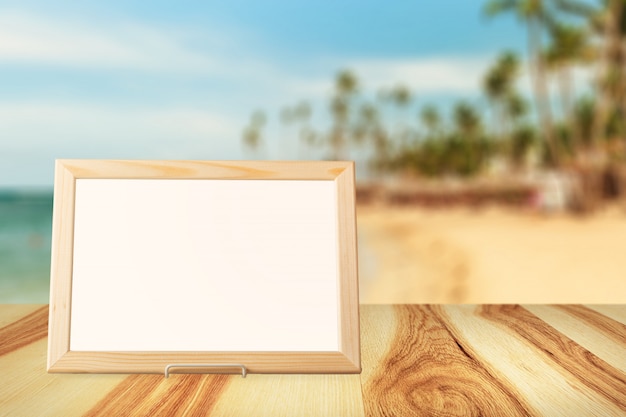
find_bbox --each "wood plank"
[361,305,532,416]
[359,305,397,386]
[0,305,364,415]
[84,374,230,417]
[554,305,626,345]
[441,305,624,416]
[0,305,48,356]
[210,374,365,417]
[2,304,625,415]
[585,305,626,326]
[0,304,43,329]
[480,305,626,410]
[524,305,626,373]
[0,339,126,416]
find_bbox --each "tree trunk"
[559,67,580,155]
[591,0,623,150]
[527,20,559,167]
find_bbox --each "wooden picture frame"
[47,160,360,375]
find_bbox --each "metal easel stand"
[164,363,247,378]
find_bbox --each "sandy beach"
[357,205,626,304]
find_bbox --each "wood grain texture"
[361,305,532,416]
[0,304,42,328]
[49,351,361,374]
[2,304,363,416]
[336,162,361,371]
[0,305,48,356]
[3,304,625,416]
[59,159,351,180]
[358,305,397,387]
[525,305,626,373]
[48,160,76,370]
[1,337,125,416]
[481,305,626,411]
[556,305,626,345]
[84,374,230,417]
[210,373,365,417]
[443,305,625,416]
[586,305,626,325]
[361,305,626,417]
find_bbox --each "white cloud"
[0,100,245,186]
[271,56,498,103]
[0,10,220,73]
[345,56,491,94]
[0,101,239,156]
[0,9,504,99]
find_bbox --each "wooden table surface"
[1,304,625,416]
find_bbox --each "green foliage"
[242,110,267,151]
[390,85,412,107]
[392,134,494,177]
[574,95,595,146]
[510,124,537,166]
[335,70,358,96]
[483,51,519,102]
[545,22,590,66]
[453,101,482,137]
[420,105,441,133]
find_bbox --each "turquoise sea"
[0,189,53,303]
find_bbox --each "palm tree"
[420,105,441,138]
[503,93,530,166]
[453,101,487,175]
[574,95,595,149]
[483,51,521,139]
[279,106,294,159]
[354,103,377,147]
[484,0,560,165]
[544,22,592,153]
[510,124,538,169]
[590,0,625,150]
[390,85,411,107]
[389,85,413,148]
[328,70,359,160]
[453,101,482,139]
[353,102,391,172]
[292,101,315,159]
[242,110,267,159]
[485,0,597,164]
[505,93,528,122]
[336,70,358,95]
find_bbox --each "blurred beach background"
[2,0,626,303]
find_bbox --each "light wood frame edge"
[48,351,358,374]
[335,162,361,372]
[47,161,76,370]
[47,159,361,374]
[54,159,349,180]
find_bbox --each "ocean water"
[0,190,53,303]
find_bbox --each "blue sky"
[0,1,530,186]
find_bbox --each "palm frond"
[483,0,519,18]
[552,0,598,17]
